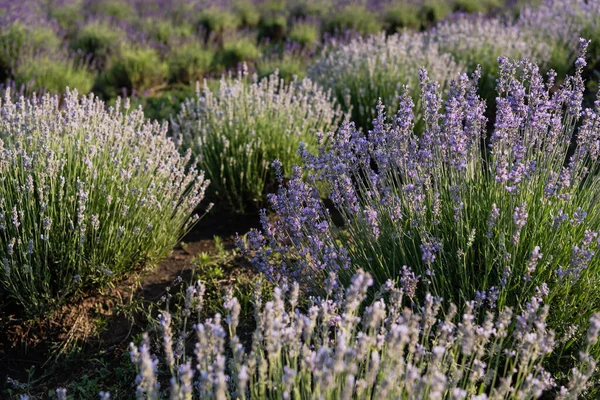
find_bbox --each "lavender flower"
[307,32,462,130]
[0,89,209,315]
[244,49,600,367]
[172,69,341,212]
[120,270,599,399]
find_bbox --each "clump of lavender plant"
[433,16,551,103]
[517,0,597,77]
[0,21,62,80]
[121,270,599,399]
[307,32,463,131]
[0,90,209,315]
[171,68,342,212]
[13,55,96,95]
[247,42,600,355]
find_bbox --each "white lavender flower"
[123,270,599,399]
[0,89,209,315]
[172,70,341,212]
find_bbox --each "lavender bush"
[246,42,600,353]
[433,17,551,102]
[60,270,599,399]
[97,45,169,98]
[0,90,209,315]
[13,56,95,95]
[517,0,597,77]
[0,22,62,80]
[307,32,462,130]
[69,20,126,68]
[172,69,341,212]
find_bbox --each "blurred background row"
[0,0,524,121]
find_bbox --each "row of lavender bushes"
[28,41,600,399]
[0,0,504,114]
[2,0,599,218]
[0,62,341,315]
[2,0,595,126]
[168,0,600,214]
[307,0,600,131]
[4,0,600,398]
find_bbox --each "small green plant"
[13,56,95,94]
[167,42,214,84]
[234,0,260,28]
[140,18,194,45]
[258,14,288,42]
[197,8,240,41]
[324,5,382,35]
[217,37,260,69]
[70,21,124,67]
[0,22,61,80]
[194,252,212,268]
[172,71,341,212]
[98,46,168,97]
[384,3,422,33]
[88,0,135,21]
[288,21,319,47]
[0,90,209,315]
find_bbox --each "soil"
[0,212,262,397]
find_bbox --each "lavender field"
[2,0,600,398]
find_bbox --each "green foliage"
[233,0,260,28]
[98,46,168,96]
[48,1,83,34]
[69,21,124,67]
[65,356,137,400]
[13,56,95,94]
[172,72,341,212]
[0,23,61,80]
[87,0,135,21]
[168,42,214,84]
[256,52,309,81]
[289,0,328,19]
[218,37,260,69]
[197,8,240,38]
[260,0,286,14]
[140,18,194,45]
[288,21,319,47]
[258,14,288,42]
[0,91,208,315]
[123,85,196,122]
[384,3,422,33]
[454,0,503,13]
[325,5,382,35]
[168,0,196,25]
[419,0,452,27]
